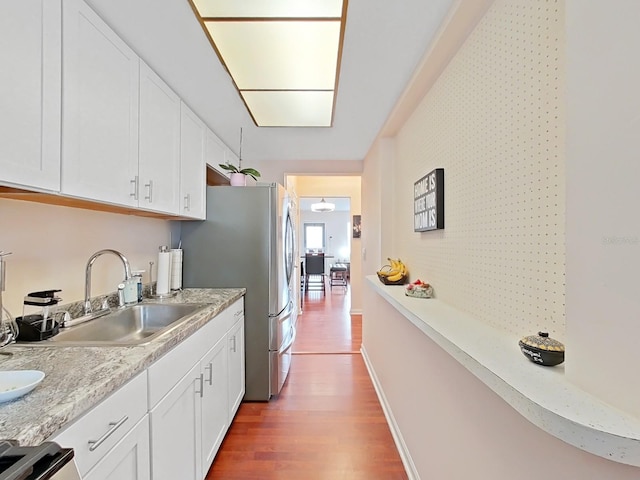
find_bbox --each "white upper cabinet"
[138,61,181,215]
[180,103,206,219]
[0,0,61,191]
[205,128,228,175]
[61,0,139,206]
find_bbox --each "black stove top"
[0,441,74,480]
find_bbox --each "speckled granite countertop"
[0,288,245,446]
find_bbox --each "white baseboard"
[360,345,419,480]
[350,308,362,315]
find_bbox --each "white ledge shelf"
[367,276,640,467]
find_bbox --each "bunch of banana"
[377,258,408,282]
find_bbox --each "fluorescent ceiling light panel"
[189,0,347,127]
[192,0,343,18]
[242,91,334,127]
[204,21,340,90]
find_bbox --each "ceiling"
[85,0,456,163]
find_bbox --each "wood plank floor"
[206,285,407,479]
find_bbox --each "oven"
[0,441,81,480]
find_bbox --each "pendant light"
[311,198,335,212]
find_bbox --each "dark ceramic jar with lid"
[518,331,565,366]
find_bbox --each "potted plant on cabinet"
[218,128,261,186]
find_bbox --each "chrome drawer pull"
[230,335,237,353]
[205,363,213,385]
[195,373,204,397]
[130,176,139,200]
[144,180,153,203]
[88,415,129,452]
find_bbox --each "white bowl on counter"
[0,370,45,404]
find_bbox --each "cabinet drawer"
[52,371,148,476]
[147,298,244,408]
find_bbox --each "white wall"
[363,286,640,480]
[250,158,363,186]
[0,198,172,315]
[389,0,566,339]
[362,0,640,477]
[299,210,351,262]
[565,0,640,417]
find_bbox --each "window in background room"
[304,223,325,252]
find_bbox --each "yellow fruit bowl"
[377,272,407,285]
[377,259,408,285]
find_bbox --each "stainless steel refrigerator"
[180,184,297,401]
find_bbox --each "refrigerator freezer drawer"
[269,301,294,351]
[270,325,294,397]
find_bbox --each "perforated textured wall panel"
[393,0,565,338]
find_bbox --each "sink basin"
[20,303,206,346]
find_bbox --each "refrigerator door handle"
[269,299,293,319]
[279,324,296,354]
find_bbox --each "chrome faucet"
[84,249,132,315]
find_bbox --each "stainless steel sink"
[19,303,206,346]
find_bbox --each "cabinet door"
[138,61,180,215]
[201,337,228,470]
[205,128,229,179]
[84,416,150,480]
[150,362,202,480]
[227,317,246,420]
[0,0,61,191]
[61,0,139,206]
[179,102,206,219]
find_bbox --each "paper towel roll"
[170,249,183,290]
[156,249,172,295]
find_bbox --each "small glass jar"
[123,278,138,305]
[132,270,145,302]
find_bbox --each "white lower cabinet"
[84,416,151,480]
[50,298,245,480]
[150,362,202,480]
[227,317,245,421]
[52,372,148,479]
[149,299,244,479]
[201,337,229,470]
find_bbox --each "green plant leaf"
[218,163,239,173]
[239,168,261,181]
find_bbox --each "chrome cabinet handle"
[88,415,128,452]
[144,180,153,203]
[234,309,243,318]
[205,363,213,385]
[195,373,204,397]
[130,176,139,200]
[184,193,191,211]
[230,335,237,353]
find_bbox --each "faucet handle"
[117,284,126,308]
[0,252,11,292]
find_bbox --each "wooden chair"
[329,264,348,290]
[304,253,325,294]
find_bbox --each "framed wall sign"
[414,168,444,232]
[353,215,361,238]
